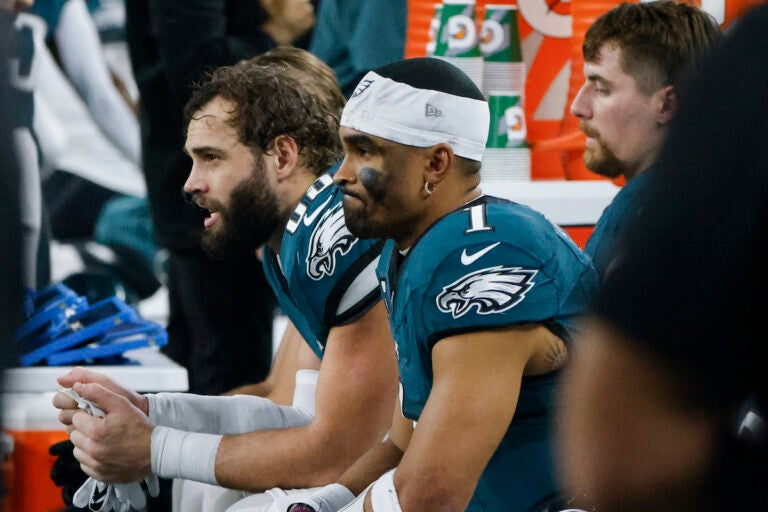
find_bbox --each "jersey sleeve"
[323,239,384,327]
[418,239,561,347]
[292,199,385,331]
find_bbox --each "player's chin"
[344,212,376,239]
[583,152,609,177]
[201,233,229,261]
[341,194,367,218]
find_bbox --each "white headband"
[340,71,489,162]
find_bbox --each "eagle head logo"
[306,203,358,280]
[436,266,537,319]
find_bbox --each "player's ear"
[272,134,299,179]
[425,143,453,184]
[657,85,678,126]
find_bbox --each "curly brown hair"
[584,1,720,95]
[253,46,346,118]
[183,60,343,175]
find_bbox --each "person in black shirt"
[557,4,768,510]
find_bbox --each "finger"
[71,409,101,437]
[57,366,110,389]
[72,382,132,415]
[79,461,100,480]
[59,408,79,426]
[52,390,79,410]
[71,436,99,469]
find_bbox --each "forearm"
[147,393,312,434]
[214,422,362,491]
[338,438,403,495]
[149,394,316,487]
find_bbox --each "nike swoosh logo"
[303,197,333,226]
[461,242,501,265]
[90,483,110,509]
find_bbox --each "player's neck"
[268,169,318,253]
[395,185,482,250]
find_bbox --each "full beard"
[201,171,281,260]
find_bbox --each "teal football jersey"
[585,165,657,280]
[377,196,598,512]
[262,173,385,359]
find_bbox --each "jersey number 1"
[464,204,492,234]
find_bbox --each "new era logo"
[352,79,374,98]
[425,103,443,117]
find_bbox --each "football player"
[251,57,598,512]
[52,48,398,511]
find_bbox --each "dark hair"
[457,157,482,177]
[584,1,720,95]
[372,57,486,102]
[183,60,342,175]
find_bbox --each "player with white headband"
[228,57,597,512]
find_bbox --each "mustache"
[339,185,362,201]
[579,122,601,140]
[182,189,221,214]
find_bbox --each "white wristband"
[150,426,221,484]
[298,483,355,511]
[339,489,367,512]
[369,470,402,512]
[292,369,319,415]
[146,392,314,434]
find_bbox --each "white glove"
[268,484,355,512]
[72,476,160,512]
[72,478,116,511]
[62,387,160,511]
[114,476,161,509]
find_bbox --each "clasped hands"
[53,367,159,511]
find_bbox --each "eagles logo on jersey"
[306,203,358,280]
[436,265,537,319]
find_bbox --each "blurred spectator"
[123,0,315,398]
[310,0,406,97]
[29,0,141,164]
[6,1,50,293]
